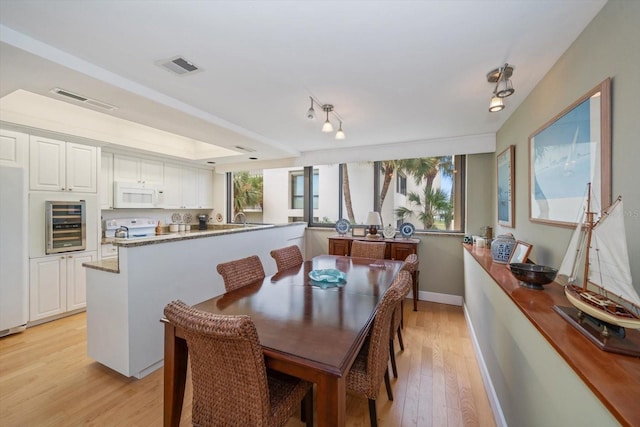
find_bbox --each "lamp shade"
[366,211,382,226]
[489,95,505,112]
[496,79,515,98]
[322,119,333,132]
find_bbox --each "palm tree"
[394,187,450,230]
[232,171,262,215]
[342,164,356,223]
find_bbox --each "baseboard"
[411,290,463,306]
[463,302,508,427]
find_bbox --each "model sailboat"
[558,183,640,333]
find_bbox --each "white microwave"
[113,181,161,208]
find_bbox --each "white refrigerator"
[0,165,29,336]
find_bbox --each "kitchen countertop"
[86,223,302,273]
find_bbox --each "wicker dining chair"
[350,240,386,259]
[164,300,313,427]
[216,255,266,292]
[389,254,417,378]
[270,245,304,272]
[346,270,412,427]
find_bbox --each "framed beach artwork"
[529,78,611,227]
[497,145,515,227]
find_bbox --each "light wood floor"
[0,300,496,427]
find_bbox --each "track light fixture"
[305,95,345,139]
[487,63,515,112]
[306,97,315,120]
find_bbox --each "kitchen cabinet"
[113,154,163,186]
[29,136,97,192]
[163,164,213,209]
[0,128,28,167]
[100,152,114,209]
[29,251,96,322]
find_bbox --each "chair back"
[217,255,266,292]
[350,240,386,259]
[164,300,271,426]
[401,253,419,273]
[364,270,412,393]
[270,245,304,272]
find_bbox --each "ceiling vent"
[158,56,202,76]
[50,88,118,111]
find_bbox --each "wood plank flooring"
[0,300,496,427]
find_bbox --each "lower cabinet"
[29,251,96,322]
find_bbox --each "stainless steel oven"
[45,200,86,254]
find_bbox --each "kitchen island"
[83,222,306,378]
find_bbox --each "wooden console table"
[328,235,420,310]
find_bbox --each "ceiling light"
[487,63,515,112]
[305,96,345,139]
[306,97,315,120]
[489,96,505,112]
[335,121,345,140]
[322,104,334,132]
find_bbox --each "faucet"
[232,212,247,226]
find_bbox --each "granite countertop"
[84,257,119,273]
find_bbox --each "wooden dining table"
[163,254,403,427]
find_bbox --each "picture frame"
[507,240,532,265]
[351,226,366,237]
[528,78,611,227]
[497,145,515,227]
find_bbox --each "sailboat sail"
[558,207,587,283]
[589,199,640,306]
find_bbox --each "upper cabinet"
[162,164,213,209]
[100,152,114,209]
[113,154,163,186]
[29,136,97,192]
[0,128,28,167]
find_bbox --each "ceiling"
[0,0,606,171]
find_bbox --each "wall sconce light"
[487,63,515,112]
[305,95,346,140]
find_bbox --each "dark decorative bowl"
[508,263,558,290]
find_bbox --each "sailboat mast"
[582,183,594,290]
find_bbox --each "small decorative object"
[182,213,193,224]
[490,233,516,264]
[508,240,533,265]
[171,212,182,223]
[351,226,366,237]
[308,269,346,283]
[399,222,415,238]
[215,213,223,222]
[365,211,382,238]
[335,218,351,235]
[382,224,396,239]
[508,263,558,290]
[463,235,473,244]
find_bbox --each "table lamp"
[366,211,382,238]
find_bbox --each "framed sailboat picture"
[497,145,515,227]
[528,78,611,227]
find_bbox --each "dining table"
[163,254,404,427]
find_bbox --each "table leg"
[412,270,419,311]
[316,374,346,426]
[164,322,188,427]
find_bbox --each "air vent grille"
[158,56,201,76]
[50,88,118,111]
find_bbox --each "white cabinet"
[113,155,163,186]
[100,152,114,209]
[197,168,214,209]
[162,164,213,209]
[0,128,28,167]
[29,136,97,192]
[29,251,96,321]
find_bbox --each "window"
[291,169,319,209]
[396,172,407,195]
[229,156,465,233]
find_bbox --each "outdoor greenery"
[232,171,263,214]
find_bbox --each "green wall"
[493,0,640,294]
